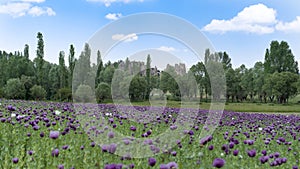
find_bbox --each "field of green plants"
[0,99,299,169]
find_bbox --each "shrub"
[30,85,47,100]
[56,88,72,102]
[96,82,111,103]
[5,78,26,99]
[74,84,94,103]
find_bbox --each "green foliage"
[263,72,298,103]
[68,44,76,88]
[5,78,26,99]
[95,50,103,86]
[129,75,147,101]
[145,54,151,100]
[264,40,298,74]
[0,87,4,98]
[20,75,35,100]
[1,33,300,105]
[96,82,111,103]
[74,84,94,103]
[48,65,60,99]
[35,32,45,86]
[56,88,72,102]
[72,43,92,91]
[59,51,68,89]
[30,85,47,100]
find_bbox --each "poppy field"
[0,99,299,169]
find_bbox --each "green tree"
[48,65,60,99]
[264,72,298,103]
[234,65,247,102]
[146,54,151,100]
[35,32,45,86]
[56,87,72,102]
[95,50,103,86]
[59,51,68,88]
[72,43,92,92]
[30,85,47,100]
[129,75,147,101]
[190,62,207,101]
[240,67,255,101]
[24,44,29,60]
[5,78,26,99]
[96,82,111,103]
[225,68,235,102]
[20,75,35,100]
[100,66,115,84]
[253,62,265,102]
[68,44,76,88]
[264,40,298,74]
[74,84,94,103]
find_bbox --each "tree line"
[0,32,299,104]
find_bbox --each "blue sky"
[0,0,300,69]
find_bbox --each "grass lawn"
[126,101,300,113]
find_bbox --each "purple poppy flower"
[104,164,122,169]
[247,149,256,157]
[128,163,135,168]
[130,126,136,131]
[40,132,45,137]
[58,164,64,169]
[108,131,115,138]
[62,145,69,150]
[12,158,19,164]
[108,144,117,154]
[101,145,109,152]
[259,156,269,164]
[188,130,194,136]
[262,150,267,156]
[33,125,39,130]
[221,144,228,151]
[49,131,59,139]
[229,142,235,149]
[233,150,239,156]
[148,157,156,167]
[28,150,34,156]
[167,162,178,168]
[212,158,225,168]
[292,166,298,169]
[171,151,177,156]
[160,164,168,169]
[52,149,59,157]
[0,118,5,123]
[7,105,16,111]
[282,157,287,163]
[208,145,214,151]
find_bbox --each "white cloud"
[112,33,138,42]
[157,46,176,52]
[276,16,300,33]
[20,0,45,3]
[105,13,122,20]
[0,2,31,17]
[28,6,43,16]
[0,1,55,17]
[46,7,55,16]
[28,6,55,16]
[203,3,277,34]
[87,0,144,7]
